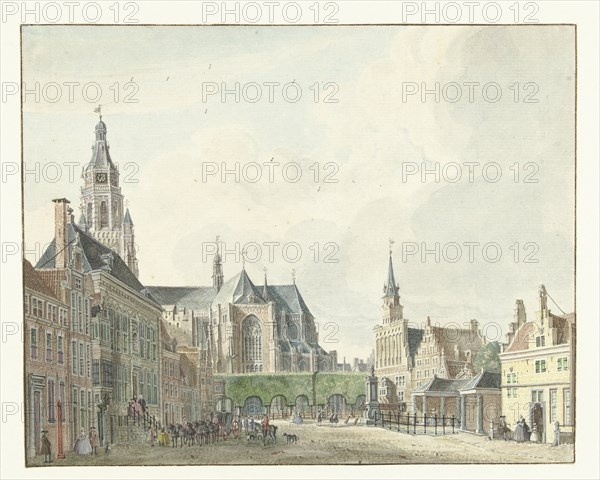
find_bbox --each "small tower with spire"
[262,267,270,301]
[122,208,139,278]
[212,236,224,292]
[382,240,403,324]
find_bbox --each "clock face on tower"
[95,172,107,183]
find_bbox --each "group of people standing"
[73,426,100,455]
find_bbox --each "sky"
[22,25,575,360]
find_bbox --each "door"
[33,391,41,454]
[531,403,545,441]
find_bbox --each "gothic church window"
[242,316,262,372]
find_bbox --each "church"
[147,243,335,374]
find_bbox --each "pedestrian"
[552,421,561,446]
[149,427,155,446]
[249,416,255,432]
[243,415,249,434]
[261,414,270,439]
[90,426,99,455]
[40,430,52,463]
[530,424,539,443]
[74,428,92,455]
[514,416,525,442]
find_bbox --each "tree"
[474,341,501,373]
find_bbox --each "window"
[153,373,158,405]
[396,375,405,387]
[32,298,43,318]
[79,342,84,376]
[536,336,546,347]
[59,308,67,326]
[140,324,145,357]
[57,336,64,364]
[71,341,77,375]
[550,389,557,422]
[242,316,263,372]
[506,372,517,384]
[75,276,82,291]
[398,391,405,402]
[24,295,29,315]
[85,299,90,335]
[563,388,571,425]
[47,379,55,422]
[102,361,112,387]
[78,296,83,331]
[30,328,37,359]
[45,333,52,362]
[557,357,568,372]
[86,344,91,377]
[71,293,77,331]
[48,304,57,322]
[507,388,512,398]
[532,390,543,403]
[92,361,100,385]
[535,360,547,373]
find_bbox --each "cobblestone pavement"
[28,421,574,466]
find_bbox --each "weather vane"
[94,104,102,119]
[389,237,395,255]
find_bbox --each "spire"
[384,251,399,296]
[262,267,269,301]
[123,208,133,225]
[292,268,296,285]
[78,210,88,232]
[212,236,224,292]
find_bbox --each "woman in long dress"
[514,417,525,442]
[73,428,92,454]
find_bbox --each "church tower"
[212,237,224,292]
[80,111,140,277]
[381,249,404,324]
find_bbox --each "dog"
[104,443,111,455]
[246,432,260,444]
[283,433,299,444]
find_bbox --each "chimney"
[52,198,70,268]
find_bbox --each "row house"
[24,260,72,460]
[36,198,163,446]
[499,286,575,443]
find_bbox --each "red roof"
[23,260,62,302]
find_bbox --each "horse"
[263,424,278,446]
[182,422,196,446]
[168,423,182,448]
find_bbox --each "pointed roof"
[123,208,133,225]
[23,260,62,302]
[211,269,266,306]
[384,254,399,296]
[35,223,157,305]
[84,118,116,173]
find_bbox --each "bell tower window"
[100,201,108,229]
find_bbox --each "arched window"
[287,322,298,340]
[112,201,120,225]
[100,201,108,229]
[242,316,263,373]
[86,203,92,227]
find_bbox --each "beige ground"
[29,420,574,466]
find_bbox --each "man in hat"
[40,430,52,463]
[90,426,99,456]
